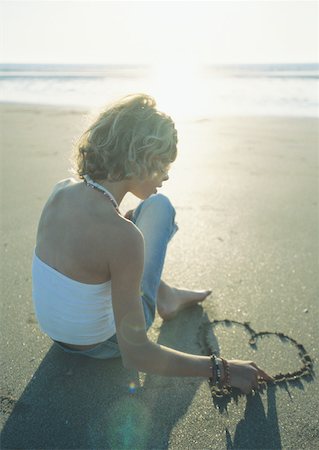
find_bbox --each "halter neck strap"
[83,175,119,211]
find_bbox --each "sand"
[0,103,318,449]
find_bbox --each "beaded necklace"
[83,174,120,213]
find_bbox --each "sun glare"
[149,62,205,121]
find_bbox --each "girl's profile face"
[130,166,170,200]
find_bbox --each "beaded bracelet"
[215,357,222,386]
[221,357,231,387]
[209,354,222,386]
[209,354,217,384]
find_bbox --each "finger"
[242,382,255,395]
[247,386,256,395]
[243,387,251,395]
[252,378,259,390]
[256,368,274,381]
[248,371,259,390]
[250,363,274,381]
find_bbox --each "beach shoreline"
[1,100,318,119]
[1,62,318,118]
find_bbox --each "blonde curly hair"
[72,93,178,181]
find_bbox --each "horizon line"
[1,61,318,67]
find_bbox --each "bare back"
[35,178,128,284]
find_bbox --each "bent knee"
[134,193,178,237]
[133,194,177,228]
[143,193,175,213]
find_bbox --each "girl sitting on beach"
[32,93,272,394]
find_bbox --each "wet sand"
[1,103,318,449]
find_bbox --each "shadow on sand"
[225,388,282,450]
[3,306,310,449]
[1,307,205,450]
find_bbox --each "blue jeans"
[54,193,178,359]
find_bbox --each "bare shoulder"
[51,177,77,194]
[109,216,144,264]
[106,214,145,279]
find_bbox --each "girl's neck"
[93,178,130,206]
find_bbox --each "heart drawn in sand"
[197,319,314,398]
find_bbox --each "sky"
[1,0,318,66]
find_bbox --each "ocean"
[0,63,318,119]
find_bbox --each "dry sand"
[1,103,318,449]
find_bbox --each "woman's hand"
[227,359,273,394]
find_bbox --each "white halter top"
[32,252,116,344]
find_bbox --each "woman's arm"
[109,221,272,393]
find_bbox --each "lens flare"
[103,397,151,449]
[128,381,136,394]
